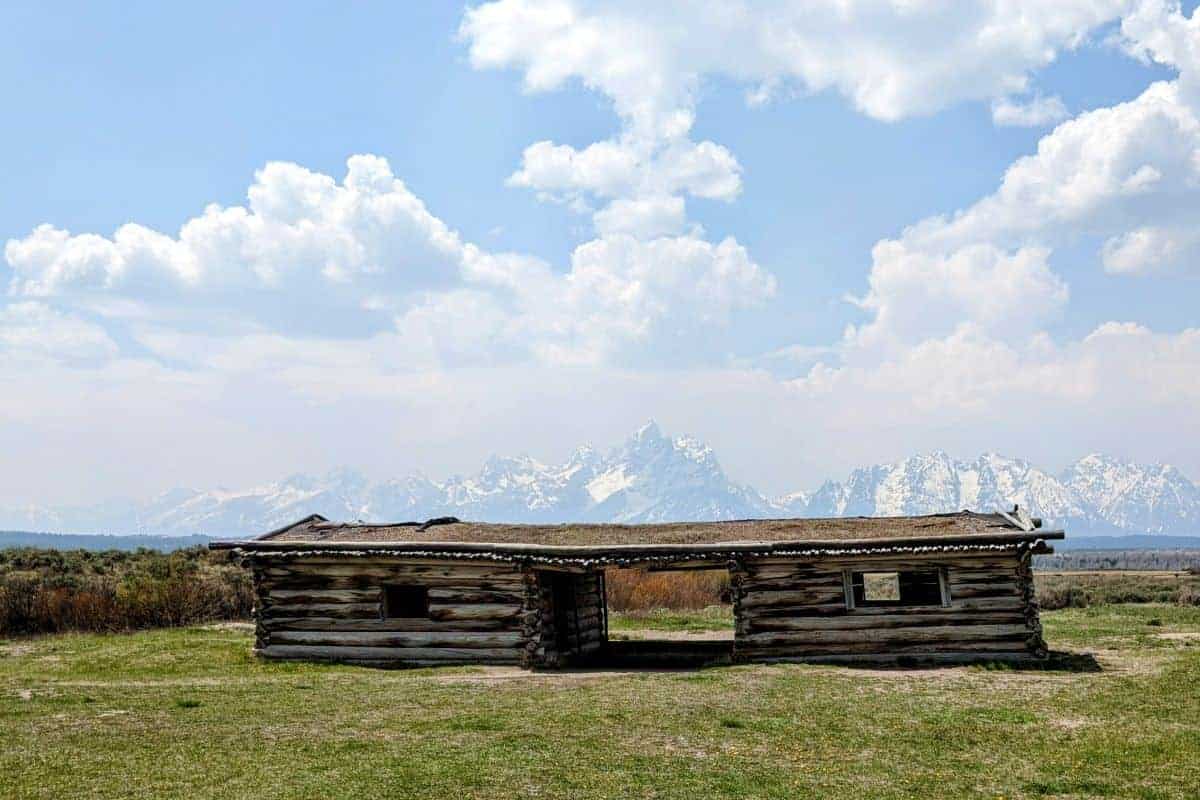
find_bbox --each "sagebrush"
[1036,571,1200,610]
[0,547,252,636]
[604,568,730,612]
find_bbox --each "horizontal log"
[269,557,520,570]
[261,602,380,619]
[264,589,379,605]
[263,564,522,581]
[260,575,527,592]
[736,596,1026,619]
[258,644,522,663]
[947,582,1019,599]
[743,601,855,618]
[739,623,1031,647]
[643,559,733,570]
[263,617,519,633]
[741,570,843,582]
[260,575,373,590]
[735,638,1033,657]
[739,589,846,609]
[738,577,845,594]
[428,603,523,622]
[747,565,844,580]
[270,630,524,648]
[736,601,848,618]
[746,555,1016,571]
[743,611,1027,632]
[426,588,525,605]
[740,651,1040,665]
[949,570,1017,582]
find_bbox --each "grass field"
[3,605,1199,799]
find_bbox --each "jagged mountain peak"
[2,430,1196,537]
[632,419,664,442]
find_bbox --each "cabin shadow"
[570,640,733,670]
[775,649,1104,673]
[547,647,1102,674]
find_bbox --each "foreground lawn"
[2,607,1198,799]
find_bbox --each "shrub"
[0,547,253,637]
[1035,572,1200,610]
[605,568,729,612]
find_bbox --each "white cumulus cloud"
[5,156,775,369]
[461,0,1129,127]
[991,94,1070,127]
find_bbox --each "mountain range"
[3,422,1197,538]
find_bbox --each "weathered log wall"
[732,550,1046,664]
[248,549,1047,668]
[251,557,528,666]
[528,570,605,668]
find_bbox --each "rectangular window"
[382,585,429,618]
[845,569,946,608]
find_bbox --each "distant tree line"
[0,531,213,551]
[1035,549,1200,572]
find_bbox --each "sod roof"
[227,510,1057,551]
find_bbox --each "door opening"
[600,566,734,667]
[550,573,578,656]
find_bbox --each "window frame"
[381,584,430,619]
[842,567,950,610]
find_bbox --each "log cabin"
[211,508,1061,668]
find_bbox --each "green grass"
[608,605,734,632]
[2,607,1199,799]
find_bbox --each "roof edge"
[210,528,1064,554]
[207,514,330,549]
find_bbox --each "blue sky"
[2,1,1198,503]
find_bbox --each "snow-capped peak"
[632,419,664,442]
[3,426,1196,538]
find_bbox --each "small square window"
[863,571,901,602]
[847,569,945,608]
[382,585,429,618]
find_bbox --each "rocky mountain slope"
[3,422,1196,538]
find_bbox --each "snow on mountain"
[795,452,1102,531]
[2,423,1197,537]
[581,422,772,523]
[1063,454,1200,535]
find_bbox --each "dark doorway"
[535,570,606,667]
[549,573,579,656]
